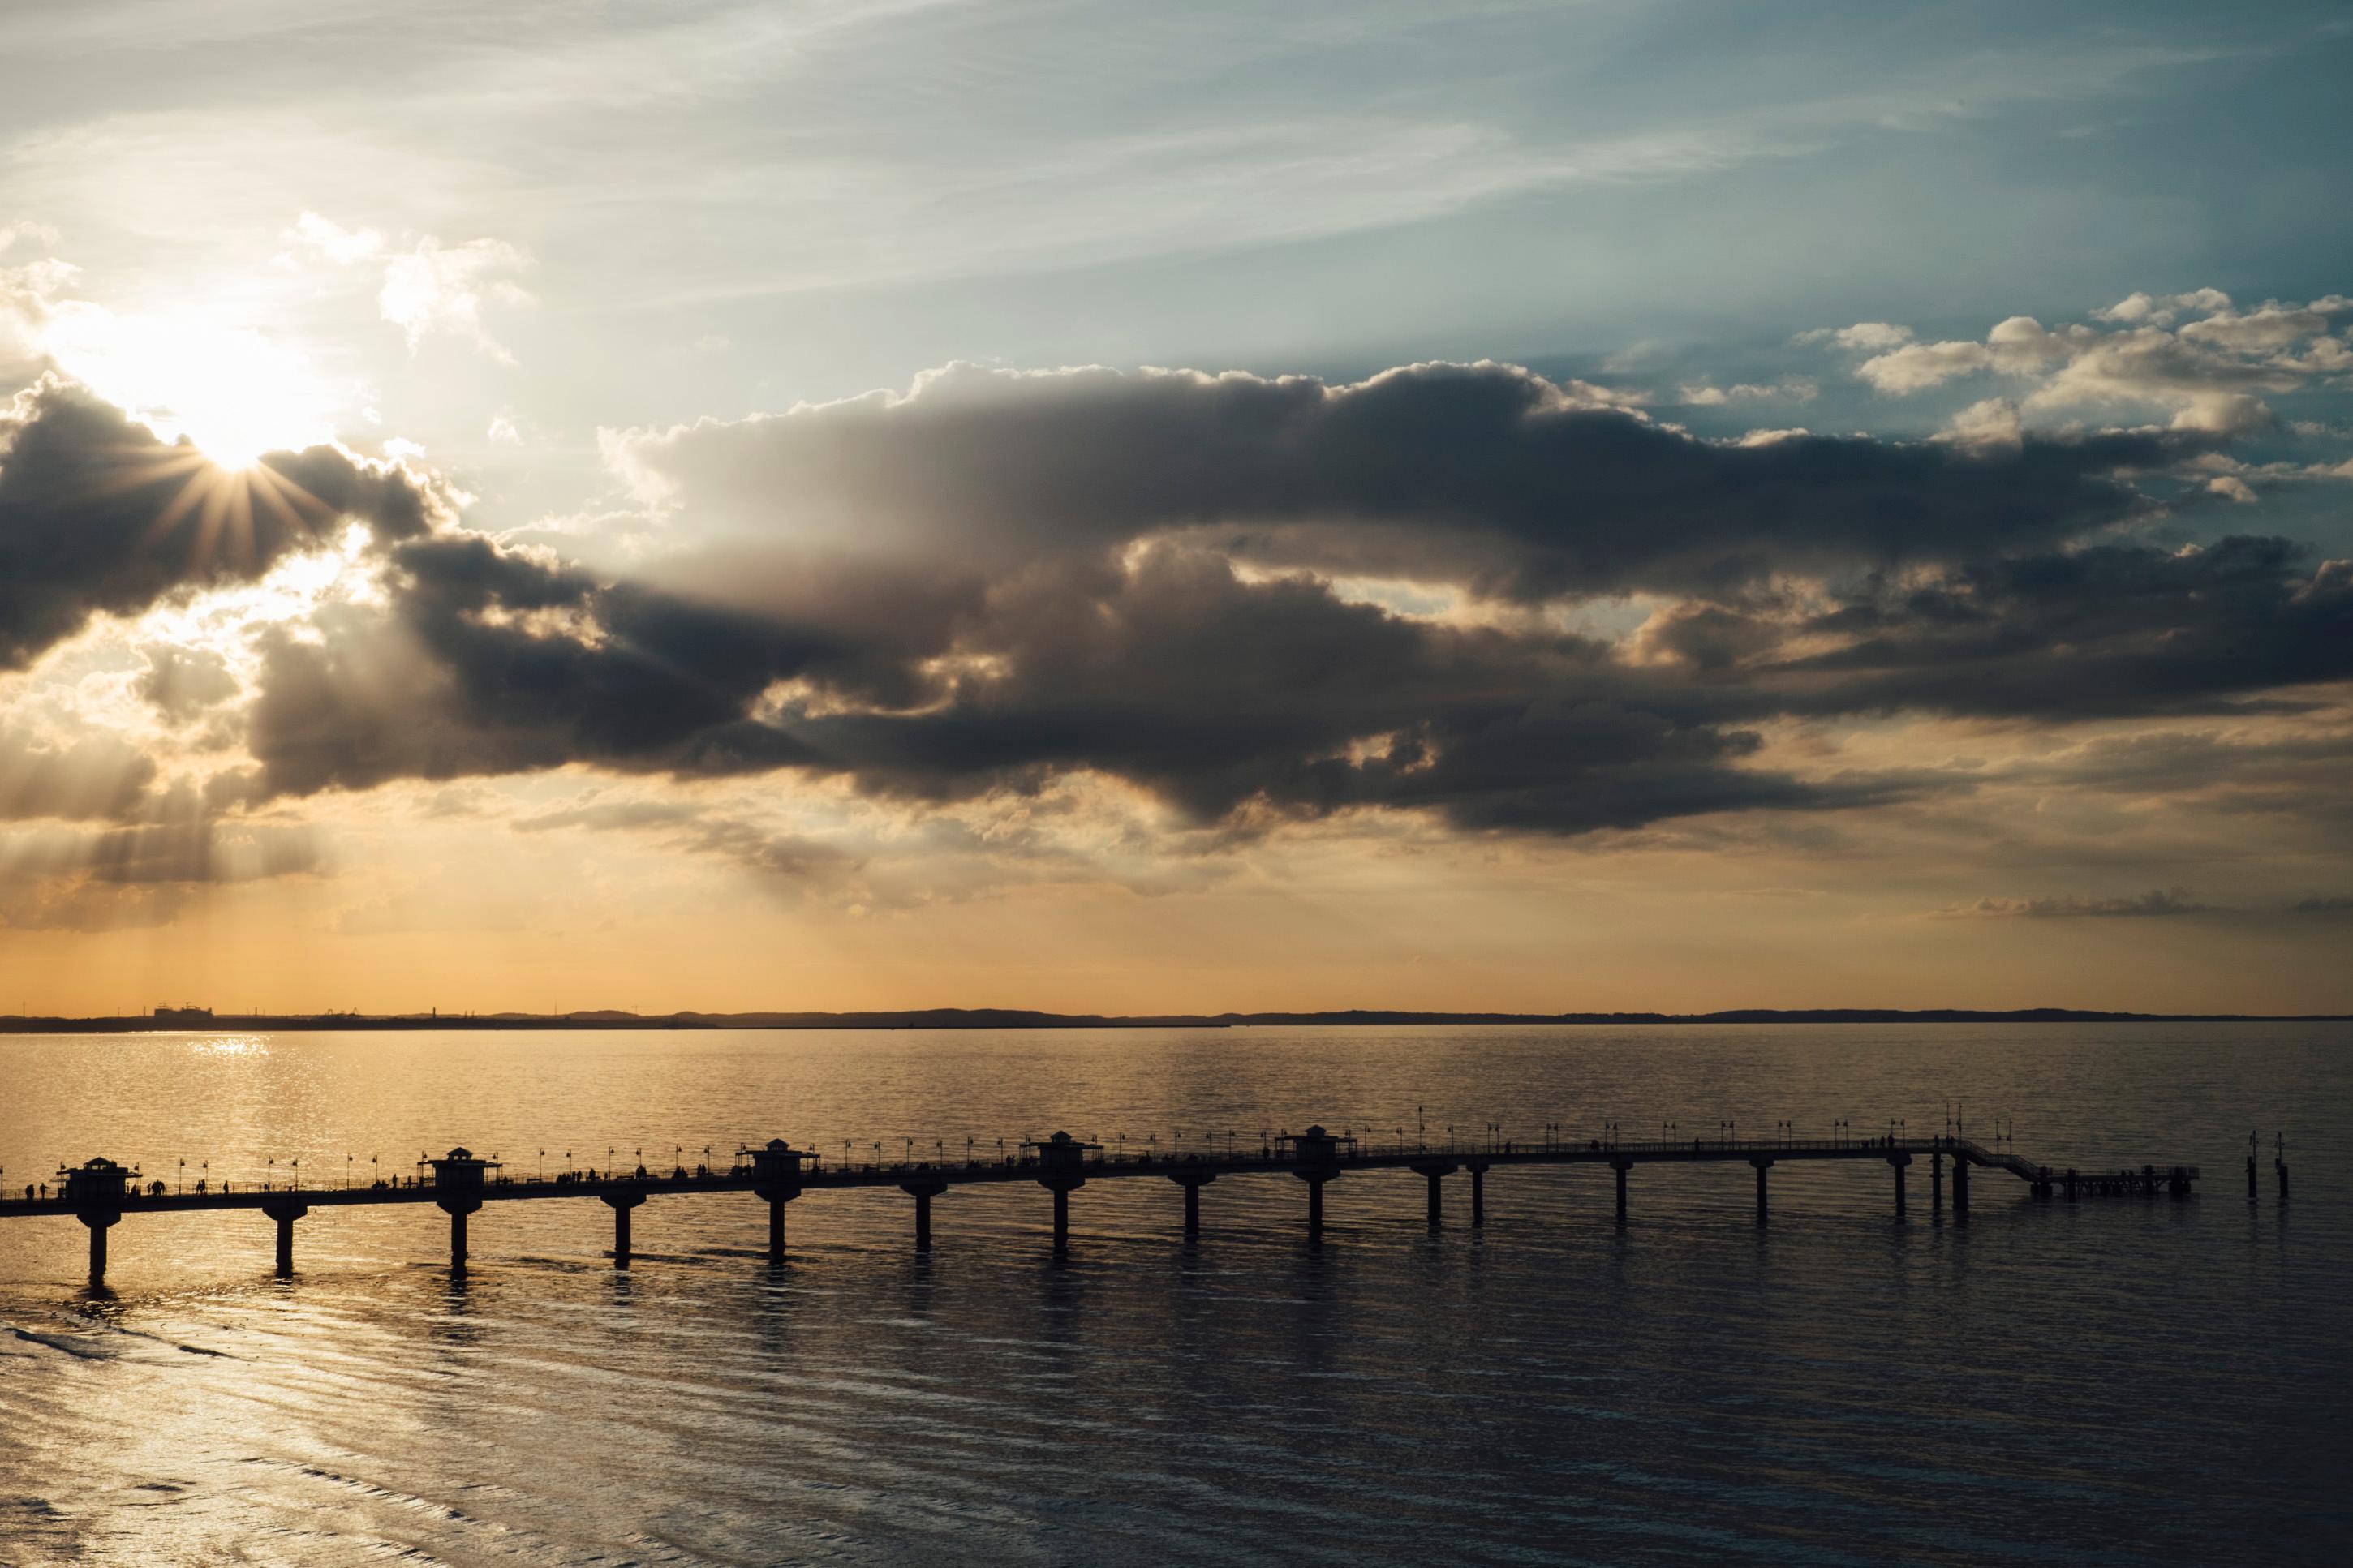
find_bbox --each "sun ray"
[140,465,221,556]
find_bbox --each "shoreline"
[4,1007,2349,1033]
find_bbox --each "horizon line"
[6,1004,2350,1032]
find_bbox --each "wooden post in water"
[1611,1158,1631,1227]
[1751,1158,1772,1225]
[1468,1161,1487,1227]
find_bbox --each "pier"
[1,1128,2205,1290]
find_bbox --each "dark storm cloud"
[243,537,837,797]
[757,548,1913,832]
[0,351,2261,847]
[240,516,2352,840]
[1774,538,2353,718]
[0,379,432,669]
[617,361,2198,599]
[246,533,1916,833]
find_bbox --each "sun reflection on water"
[185,1034,269,1058]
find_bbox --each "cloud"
[243,530,1897,837]
[2093,288,2232,326]
[1851,290,2348,433]
[1801,322,1914,351]
[608,359,2189,604]
[201,337,2352,851]
[1677,379,1817,406]
[0,725,156,821]
[137,642,239,723]
[1946,887,2214,918]
[4,339,2340,881]
[284,211,383,265]
[1770,538,2353,721]
[0,771,327,930]
[378,236,534,361]
[0,378,436,669]
[290,215,534,361]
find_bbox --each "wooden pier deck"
[0,1129,2206,1289]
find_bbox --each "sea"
[0,1023,2346,1566]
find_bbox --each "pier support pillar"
[1750,1158,1773,1225]
[1026,1131,1098,1256]
[1611,1159,1631,1228]
[428,1149,496,1275]
[901,1179,947,1250]
[1168,1171,1215,1239]
[1411,1162,1457,1228]
[1889,1153,1912,1218]
[264,1201,307,1278]
[1931,1152,1943,1214]
[602,1192,645,1269]
[1284,1127,1344,1248]
[1951,1154,1968,1222]
[80,1215,115,1289]
[2247,1151,2257,1202]
[746,1140,816,1268]
[61,1158,136,1292]
[1468,1161,1487,1227]
[2276,1155,2289,1204]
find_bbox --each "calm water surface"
[1,1024,2347,1566]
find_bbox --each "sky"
[2,0,2351,1016]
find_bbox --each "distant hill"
[4,1005,2347,1033]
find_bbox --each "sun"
[42,303,338,469]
